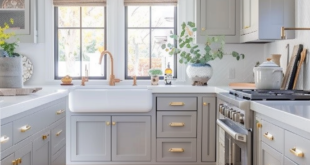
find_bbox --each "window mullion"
[79,7,83,79]
[149,6,152,70]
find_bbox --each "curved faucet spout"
[99,50,121,86]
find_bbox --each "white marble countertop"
[0,87,69,119]
[251,101,310,133]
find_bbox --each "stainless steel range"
[217,89,310,165]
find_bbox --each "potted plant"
[0,18,22,88]
[161,21,245,86]
[148,68,163,85]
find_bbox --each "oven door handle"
[217,119,247,143]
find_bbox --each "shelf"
[0,8,25,13]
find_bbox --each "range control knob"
[239,114,245,125]
[229,110,236,119]
[233,112,240,122]
[219,104,223,113]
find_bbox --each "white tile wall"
[265,0,310,90]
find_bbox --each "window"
[54,6,107,79]
[125,6,177,79]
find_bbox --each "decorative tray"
[0,87,42,96]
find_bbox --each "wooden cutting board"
[0,88,42,96]
[229,83,256,88]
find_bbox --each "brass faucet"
[281,27,310,39]
[99,51,121,86]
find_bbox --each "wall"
[17,0,265,86]
[265,0,310,90]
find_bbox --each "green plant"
[161,21,244,64]
[0,18,19,57]
[148,68,163,76]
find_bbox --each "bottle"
[164,62,172,85]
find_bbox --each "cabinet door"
[112,116,151,162]
[33,131,50,165]
[261,142,283,165]
[15,143,33,165]
[240,0,258,35]
[198,0,236,36]
[202,97,216,162]
[284,157,297,165]
[1,154,15,165]
[71,116,111,162]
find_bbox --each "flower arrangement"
[0,18,19,57]
[161,21,244,64]
[148,68,163,76]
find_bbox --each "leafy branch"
[161,21,244,64]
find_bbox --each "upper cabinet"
[196,0,240,43]
[240,0,295,42]
[0,0,38,43]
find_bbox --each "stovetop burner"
[229,89,310,100]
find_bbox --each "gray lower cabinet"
[33,131,51,165]
[112,116,151,162]
[52,146,66,165]
[284,157,298,165]
[71,115,151,162]
[201,97,216,162]
[71,116,111,162]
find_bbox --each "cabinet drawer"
[157,97,197,111]
[261,142,283,165]
[49,100,66,123]
[284,131,310,165]
[156,138,196,162]
[284,157,298,165]
[1,123,13,151]
[13,114,37,144]
[51,120,66,155]
[261,120,284,153]
[157,111,196,137]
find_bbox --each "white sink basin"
[69,87,152,112]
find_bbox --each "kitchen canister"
[0,56,23,88]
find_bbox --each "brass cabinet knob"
[201,27,206,31]
[106,122,110,126]
[257,122,262,128]
[17,158,22,164]
[112,122,116,126]
[203,102,208,106]
[12,160,16,165]
[42,134,49,140]
[20,125,31,132]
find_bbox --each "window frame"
[124,6,178,80]
[54,6,107,80]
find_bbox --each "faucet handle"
[81,76,88,86]
[114,78,121,83]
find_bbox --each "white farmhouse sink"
[69,87,152,112]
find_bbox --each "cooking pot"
[253,60,283,89]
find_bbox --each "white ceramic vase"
[186,63,213,86]
[0,56,23,88]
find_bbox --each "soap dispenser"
[164,62,172,85]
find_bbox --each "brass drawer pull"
[203,102,208,106]
[257,122,262,128]
[42,134,49,140]
[290,147,304,157]
[244,26,250,29]
[20,125,31,132]
[106,122,110,126]
[169,148,184,153]
[169,122,185,127]
[264,132,274,140]
[56,110,65,115]
[17,158,22,164]
[56,130,63,136]
[170,102,184,106]
[0,136,10,143]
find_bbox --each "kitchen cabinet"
[196,0,239,43]
[33,131,51,165]
[70,115,151,162]
[0,97,67,165]
[51,146,65,165]
[201,97,216,162]
[0,0,38,43]
[255,113,310,165]
[240,0,295,42]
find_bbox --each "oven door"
[217,119,252,165]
